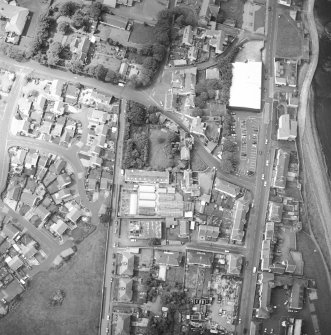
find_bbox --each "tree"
[149,113,159,124]
[58,21,71,34]
[216,10,225,24]
[152,44,166,62]
[93,64,107,81]
[58,1,77,17]
[72,10,87,29]
[67,59,84,73]
[195,96,206,109]
[86,2,103,20]
[105,69,120,84]
[47,41,63,65]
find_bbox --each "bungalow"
[21,242,38,259]
[0,3,29,36]
[0,279,24,303]
[35,205,51,222]
[65,84,80,105]
[57,174,71,189]
[50,220,70,237]
[51,79,65,100]
[70,35,91,63]
[117,252,134,276]
[186,250,213,268]
[66,207,82,224]
[54,158,66,175]
[117,278,133,302]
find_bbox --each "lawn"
[0,226,107,335]
[191,147,208,172]
[254,5,265,34]
[148,128,179,170]
[276,14,303,59]
[129,23,155,45]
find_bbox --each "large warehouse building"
[229,61,262,111]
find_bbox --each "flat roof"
[229,62,262,110]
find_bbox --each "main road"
[236,0,279,333]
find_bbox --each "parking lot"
[231,111,261,176]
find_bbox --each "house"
[190,117,206,138]
[66,206,82,224]
[50,220,70,237]
[271,149,290,189]
[186,250,213,267]
[231,198,249,242]
[178,220,190,238]
[6,255,24,271]
[21,242,38,259]
[112,313,131,335]
[65,84,80,105]
[267,201,283,222]
[154,250,182,267]
[0,3,29,36]
[0,279,24,302]
[54,158,66,175]
[70,35,91,63]
[182,25,193,46]
[289,280,305,310]
[17,97,32,116]
[277,114,297,141]
[117,252,134,276]
[2,224,20,240]
[256,272,275,319]
[117,278,133,302]
[35,205,51,222]
[51,79,65,99]
[260,239,272,271]
[226,253,242,276]
[20,190,38,207]
[181,170,200,197]
[214,178,240,198]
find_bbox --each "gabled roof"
[117,252,134,276]
[154,250,181,267]
[117,278,133,302]
[186,250,213,267]
[0,3,29,35]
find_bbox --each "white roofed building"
[277,114,297,141]
[229,62,262,110]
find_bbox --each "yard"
[90,53,121,72]
[129,23,155,45]
[111,0,169,24]
[276,13,303,59]
[0,226,107,335]
[220,0,244,28]
[148,128,180,170]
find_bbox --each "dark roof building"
[125,169,170,184]
[117,252,134,276]
[186,250,213,268]
[271,149,290,189]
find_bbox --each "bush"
[58,21,71,35]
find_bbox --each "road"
[236,1,279,333]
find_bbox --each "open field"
[220,0,244,28]
[129,23,155,44]
[276,14,303,59]
[0,226,107,335]
[148,128,179,170]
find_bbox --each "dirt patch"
[0,225,107,335]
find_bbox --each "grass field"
[148,128,179,170]
[276,14,303,59]
[0,226,107,335]
[129,23,155,45]
[191,148,208,172]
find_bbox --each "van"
[253,267,257,274]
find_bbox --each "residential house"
[117,278,133,302]
[6,255,24,272]
[182,25,193,46]
[186,250,213,267]
[70,35,91,63]
[50,220,70,237]
[112,313,131,335]
[117,252,134,276]
[198,225,219,241]
[230,198,249,242]
[0,3,29,36]
[198,0,212,27]
[1,224,20,240]
[226,253,243,276]
[190,116,206,138]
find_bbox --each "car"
[106,327,109,333]
[107,315,110,320]
[118,82,124,87]
[262,174,265,180]
[253,267,257,273]
[110,278,113,283]
[265,139,268,144]
[264,181,267,187]
[238,318,242,324]
[130,238,137,242]
[224,250,229,253]
[266,160,269,166]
